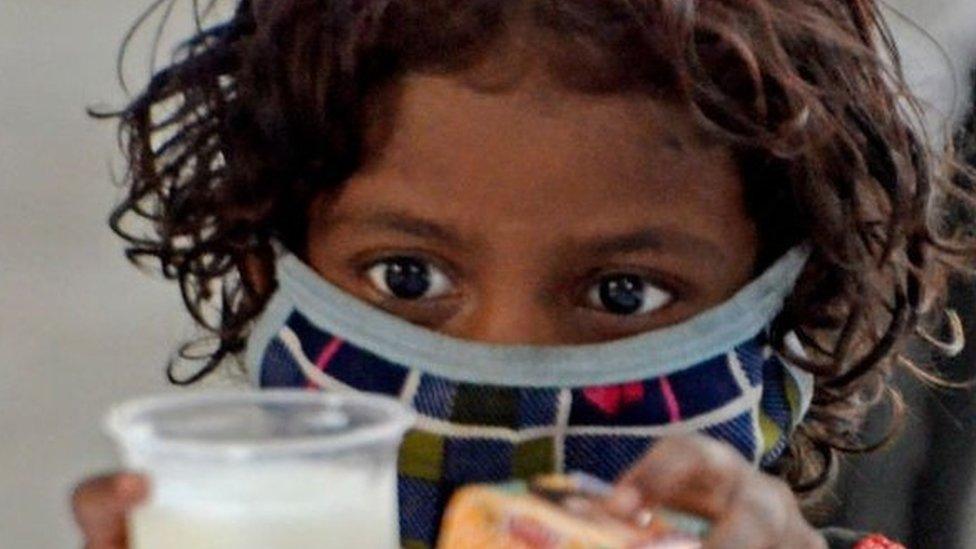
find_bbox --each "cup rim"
[104,390,416,462]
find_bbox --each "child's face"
[305,74,759,345]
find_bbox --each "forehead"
[342,74,746,240]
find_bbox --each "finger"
[704,476,808,549]
[72,473,148,545]
[611,436,749,518]
[703,504,776,549]
[772,491,827,549]
[706,512,826,549]
[784,517,829,549]
[84,543,126,549]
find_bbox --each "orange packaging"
[438,473,708,549]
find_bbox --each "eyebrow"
[333,210,469,247]
[332,209,724,260]
[575,227,726,260]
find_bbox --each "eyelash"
[358,253,680,317]
[575,268,679,314]
[355,250,460,293]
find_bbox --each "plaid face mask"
[246,247,813,549]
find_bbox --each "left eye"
[585,274,672,316]
[365,256,454,301]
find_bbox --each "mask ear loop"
[916,308,965,358]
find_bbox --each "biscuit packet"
[438,472,709,549]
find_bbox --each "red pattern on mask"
[582,383,645,416]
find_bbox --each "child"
[72,0,975,547]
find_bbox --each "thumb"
[72,473,148,546]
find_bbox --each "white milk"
[106,392,413,549]
[130,461,398,549]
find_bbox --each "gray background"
[0,1,973,547]
[1,2,207,547]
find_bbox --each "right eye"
[365,256,454,301]
[584,273,673,317]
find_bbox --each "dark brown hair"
[102,0,976,497]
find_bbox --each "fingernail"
[606,485,642,515]
[114,475,145,499]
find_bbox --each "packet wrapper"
[438,473,708,549]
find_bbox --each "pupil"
[599,275,644,315]
[384,258,431,299]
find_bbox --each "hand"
[610,436,825,549]
[71,473,148,549]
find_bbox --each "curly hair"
[101,0,976,497]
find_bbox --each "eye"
[365,256,454,301]
[585,274,673,316]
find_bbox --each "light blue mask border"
[247,246,810,388]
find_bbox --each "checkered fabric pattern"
[257,310,804,549]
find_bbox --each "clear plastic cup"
[105,390,415,549]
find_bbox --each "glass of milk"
[105,390,415,549]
